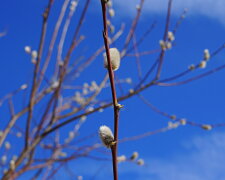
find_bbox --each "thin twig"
[49,0,91,125]
[132,34,142,80]
[121,0,145,57]
[38,0,70,87]
[54,0,78,78]
[155,0,173,80]
[25,0,54,149]
[157,63,225,86]
[159,43,225,83]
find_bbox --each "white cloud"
[58,132,225,179]
[122,131,225,180]
[113,0,225,24]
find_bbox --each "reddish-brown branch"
[100,1,120,180]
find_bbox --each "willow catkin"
[99,125,114,148]
[103,48,120,71]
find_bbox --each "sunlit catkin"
[103,48,121,71]
[99,125,114,148]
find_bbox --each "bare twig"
[157,63,225,86]
[121,0,145,57]
[38,0,70,87]
[155,0,173,80]
[54,0,78,78]
[49,0,91,125]
[25,0,54,149]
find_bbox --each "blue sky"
[1,0,225,179]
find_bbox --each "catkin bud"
[126,78,132,84]
[31,50,38,59]
[159,40,166,50]
[109,8,115,17]
[199,61,207,69]
[137,159,144,166]
[59,152,67,157]
[170,115,177,120]
[180,118,187,125]
[107,1,113,8]
[110,24,115,34]
[117,155,126,162]
[168,31,175,41]
[166,42,172,49]
[20,84,28,90]
[103,48,121,71]
[204,49,210,60]
[24,46,31,54]
[5,141,11,150]
[1,155,7,165]
[129,89,134,94]
[70,1,78,11]
[99,125,114,148]
[16,132,22,138]
[10,160,15,170]
[130,151,139,160]
[201,124,212,130]
[136,4,141,10]
[188,64,195,70]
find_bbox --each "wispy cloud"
[119,131,225,180]
[61,132,225,179]
[113,0,225,24]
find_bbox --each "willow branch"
[100,1,121,180]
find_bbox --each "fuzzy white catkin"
[109,8,115,17]
[117,155,126,162]
[103,48,121,71]
[99,125,114,148]
[24,46,31,54]
[204,49,210,60]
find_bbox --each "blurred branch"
[121,0,145,57]
[38,0,70,87]
[25,0,54,149]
